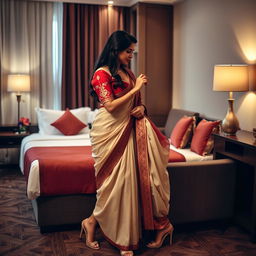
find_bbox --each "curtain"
[98,6,131,53]
[52,2,63,110]
[0,0,54,125]
[62,4,99,110]
[61,4,130,110]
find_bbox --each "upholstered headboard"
[164,108,199,137]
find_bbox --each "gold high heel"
[146,224,174,248]
[79,218,100,250]
[120,250,133,256]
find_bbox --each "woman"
[80,30,173,256]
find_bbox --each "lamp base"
[16,94,21,124]
[222,99,240,135]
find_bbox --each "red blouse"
[91,69,133,104]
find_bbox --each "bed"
[19,107,235,232]
[20,133,217,232]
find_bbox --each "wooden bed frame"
[31,158,236,233]
[31,194,96,233]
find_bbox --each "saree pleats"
[90,98,170,250]
[145,119,170,229]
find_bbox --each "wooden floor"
[1,168,256,256]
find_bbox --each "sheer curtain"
[0,0,54,125]
[52,2,63,110]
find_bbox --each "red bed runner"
[168,149,186,162]
[24,146,96,196]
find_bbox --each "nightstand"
[213,130,256,241]
[0,125,30,168]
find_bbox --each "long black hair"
[90,30,137,101]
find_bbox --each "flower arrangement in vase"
[18,117,30,134]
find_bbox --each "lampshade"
[7,74,30,93]
[213,65,249,92]
[249,64,256,91]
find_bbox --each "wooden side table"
[213,130,256,241]
[0,125,31,168]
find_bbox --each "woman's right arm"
[104,74,147,113]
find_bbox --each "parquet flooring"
[1,168,256,256]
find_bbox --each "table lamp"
[213,65,249,135]
[7,74,30,124]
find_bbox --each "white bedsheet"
[169,144,213,162]
[20,133,91,200]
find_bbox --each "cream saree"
[90,69,170,251]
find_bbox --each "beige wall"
[173,0,256,131]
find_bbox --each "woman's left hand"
[130,105,145,119]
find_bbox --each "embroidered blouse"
[91,69,133,105]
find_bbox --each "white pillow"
[35,107,91,135]
[87,109,99,124]
[71,107,91,134]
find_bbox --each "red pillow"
[51,109,87,135]
[190,119,220,155]
[170,116,195,148]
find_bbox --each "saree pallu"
[90,85,170,251]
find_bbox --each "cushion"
[164,108,199,137]
[170,116,195,148]
[51,109,87,135]
[35,107,91,135]
[190,119,220,156]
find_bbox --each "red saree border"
[101,228,139,251]
[147,118,170,150]
[136,118,154,230]
[153,216,170,230]
[96,118,134,189]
